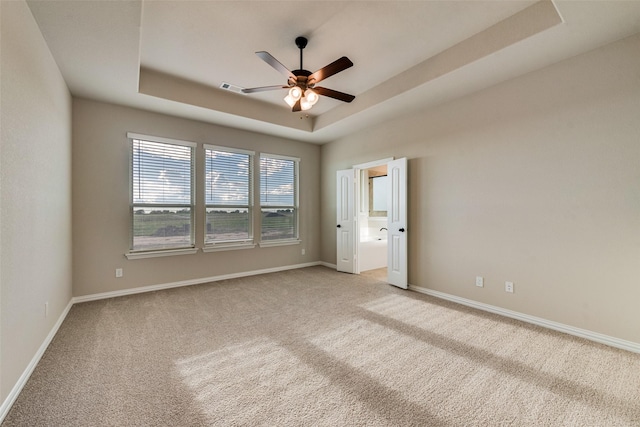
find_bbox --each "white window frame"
[259,153,301,247]
[125,132,197,259]
[203,144,256,252]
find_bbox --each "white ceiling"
[26,1,640,144]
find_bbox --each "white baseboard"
[0,299,74,424]
[408,284,640,354]
[318,261,337,269]
[72,261,324,303]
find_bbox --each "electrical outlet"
[505,281,514,293]
[301,248,306,255]
[475,276,484,287]
[115,268,123,278]
[45,302,49,317]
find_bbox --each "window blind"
[260,155,298,241]
[260,157,295,206]
[205,147,253,244]
[130,138,194,251]
[132,139,193,205]
[206,149,250,206]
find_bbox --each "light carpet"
[4,266,640,426]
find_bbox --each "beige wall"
[1,1,637,410]
[72,99,320,297]
[320,34,640,343]
[0,1,73,402]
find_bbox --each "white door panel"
[336,169,356,273]
[387,158,408,289]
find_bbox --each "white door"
[387,158,408,289]
[336,169,356,273]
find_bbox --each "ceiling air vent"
[220,82,245,94]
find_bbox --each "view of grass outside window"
[260,155,299,241]
[130,136,195,251]
[205,145,254,245]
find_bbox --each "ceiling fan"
[242,36,355,112]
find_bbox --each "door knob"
[399,228,405,232]
[336,224,341,228]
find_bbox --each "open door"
[387,158,408,289]
[336,169,356,273]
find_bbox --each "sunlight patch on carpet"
[175,337,365,425]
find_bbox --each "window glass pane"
[132,140,192,204]
[205,148,252,244]
[206,150,250,205]
[206,208,250,243]
[131,137,194,252]
[260,157,294,206]
[133,207,192,251]
[261,208,296,241]
[260,155,298,241]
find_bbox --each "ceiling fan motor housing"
[290,69,313,90]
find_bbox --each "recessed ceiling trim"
[27,0,640,144]
[137,1,561,136]
[138,67,313,133]
[314,0,563,132]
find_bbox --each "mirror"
[369,175,387,217]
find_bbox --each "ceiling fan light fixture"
[299,88,319,111]
[284,86,304,108]
[300,98,313,111]
[283,94,295,108]
[289,86,303,100]
[304,89,319,105]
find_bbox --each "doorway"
[358,164,388,277]
[336,157,407,289]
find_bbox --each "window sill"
[202,243,256,253]
[125,247,198,260]
[258,239,301,248]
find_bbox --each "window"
[129,133,195,253]
[126,133,301,257]
[204,145,254,247]
[260,154,299,242]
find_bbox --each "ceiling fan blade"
[308,57,353,85]
[256,51,296,81]
[242,85,289,94]
[292,98,302,112]
[313,86,355,103]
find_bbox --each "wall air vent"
[220,82,245,94]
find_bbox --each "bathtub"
[359,235,387,272]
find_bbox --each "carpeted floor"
[4,266,640,426]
